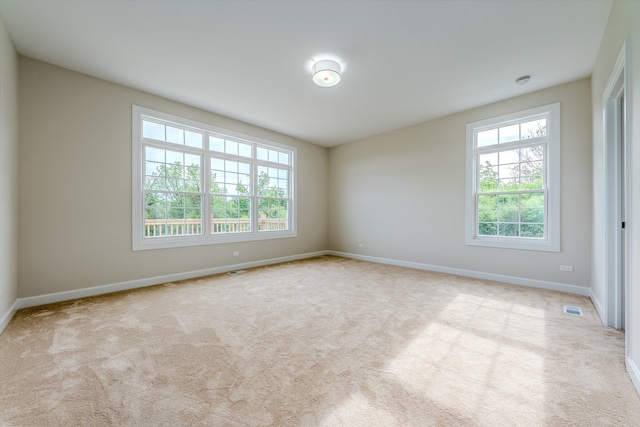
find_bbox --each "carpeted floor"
[1,255,639,426]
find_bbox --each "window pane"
[521,224,544,238]
[478,152,498,167]
[521,119,546,139]
[478,208,497,222]
[479,166,498,192]
[257,166,287,198]
[268,150,279,163]
[145,146,165,162]
[498,178,518,191]
[477,129,498,147]
[210,196,251,234]
[211,158,224,172]
[239,162,250,174]
[166,126,184,145]
[226,140,238,155]
[521,145,543,162]
[521,207,544,223]
[258,199,289,231]
[211,159,251,196]
[238,143,252,158]
[478,222,497,236]
[520,164,543,189]
[520,192,544,208]
[145,192,166,220]
[145,145,167,190]
[498,223,519,237]
[499,149,519,165]
[145,160,164,178]
[257,146,268,161]
[143,121,165,141]
[184,164,201,192]
[145,192,202,237]
[497,194,519,208]
[279,152,289,165]
[225,172,238,185]
[497,208,518,222]
[499,124,520,143]
[209,136,225,152]
[478,194,497,209]
[185,153,200,167]
[145,149,202,193]
[277,179,288,197]
[498,163,518,179]
[166,150,183,165]
[185,130,203,148]
[225,160,238,173]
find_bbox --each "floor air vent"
[563,305,583,316]
[228,270,246,275]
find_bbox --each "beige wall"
[591,0,640,389]
[329,78,592,288]
[18,57,329,298]
[0,17,18,319]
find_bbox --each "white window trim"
[465,102,560,252]
[132,105,297,251]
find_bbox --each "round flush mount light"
[312,59,341,87]
[516,75,531,85]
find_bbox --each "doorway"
[604,41,629,331]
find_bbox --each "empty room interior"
[1,0,640,425]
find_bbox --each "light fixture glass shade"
[312,60,341,87]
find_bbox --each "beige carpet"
[1,255,639,426]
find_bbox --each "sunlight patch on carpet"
[320,392,395,426]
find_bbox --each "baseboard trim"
[17,250,329,310]
[589,289,606,325]
[0,300,19,336]
[328,251,590,296]
[627,357,640,397]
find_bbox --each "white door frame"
[603,40,630,331]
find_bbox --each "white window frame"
[132,105,296,251]
[465,103,560,252]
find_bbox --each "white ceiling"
[0,0,613,147]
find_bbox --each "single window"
[132,106,296,250]
[465,103,560,251]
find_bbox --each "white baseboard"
[4,249,591,331]
[627,357,640,397]
[17,250,329,310]
[0,300,19,336]
[328,251,590,296]
[589,289,606,325]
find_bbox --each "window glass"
[466,103,559,251]
[134,107,295,250]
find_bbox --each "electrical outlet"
[560,265,574,272]
[358,243,364,248]
[233,251,240,256]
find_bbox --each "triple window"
[465,103,560,252]
[132,106,295,250]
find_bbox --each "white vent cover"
[563,305,583,316]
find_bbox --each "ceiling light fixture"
[312,60,341,87]
[516,75,531,85]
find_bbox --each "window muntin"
[465,103,560,252]
[133,106,296,250]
